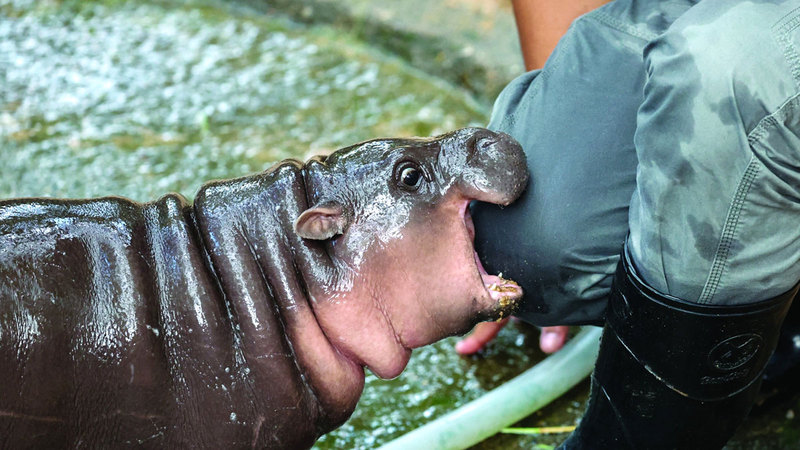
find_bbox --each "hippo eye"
[394,161,424,191]
[401,167,421,187]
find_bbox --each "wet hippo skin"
[0,128,528,449]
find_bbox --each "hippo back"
[0,162,337,448]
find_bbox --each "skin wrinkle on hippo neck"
[193,167,359,444]
[208,159,407,418]
[282,167,372,410]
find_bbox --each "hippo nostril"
[475,137,496,153]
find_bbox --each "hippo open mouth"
[462,201,523,319]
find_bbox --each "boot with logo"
[560,245,797,449]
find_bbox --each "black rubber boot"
[759,294,800,403]
[560,245,797,450]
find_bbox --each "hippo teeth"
[476,254,523,300]
[474,250,523,318]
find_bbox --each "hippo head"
[294,127,528,378]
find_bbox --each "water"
[2,0,798,448]
[316,323,565,449]
[1,0,485,202]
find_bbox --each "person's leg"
[564,1,800,447]
[629,2,800,305]
[563,246,796,449]
[472,0,693,326]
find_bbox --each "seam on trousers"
[697,157,760,304]
[589,12,657,43]
[698,77,800,303]
[748,92,800,146]
[773,4,800,90]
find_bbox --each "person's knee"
[523,243,616,326]
[514,208,620,324]
[473,196,621,325]
[472,198,580,293]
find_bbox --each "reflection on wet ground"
[1,0,798,448]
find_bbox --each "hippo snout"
[469,130,524,167]
[467,129,515,155]
[450,128,528,205]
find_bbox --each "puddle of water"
[315,323,563,449]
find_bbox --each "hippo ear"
[293,202,347,240]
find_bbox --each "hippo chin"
[0,127,527,448]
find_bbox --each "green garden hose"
[379,326,602,450]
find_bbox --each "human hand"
[454,319,568,355]
[455,318,509,355]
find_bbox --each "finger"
[455,318,510,355]
[539,325,569,354]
